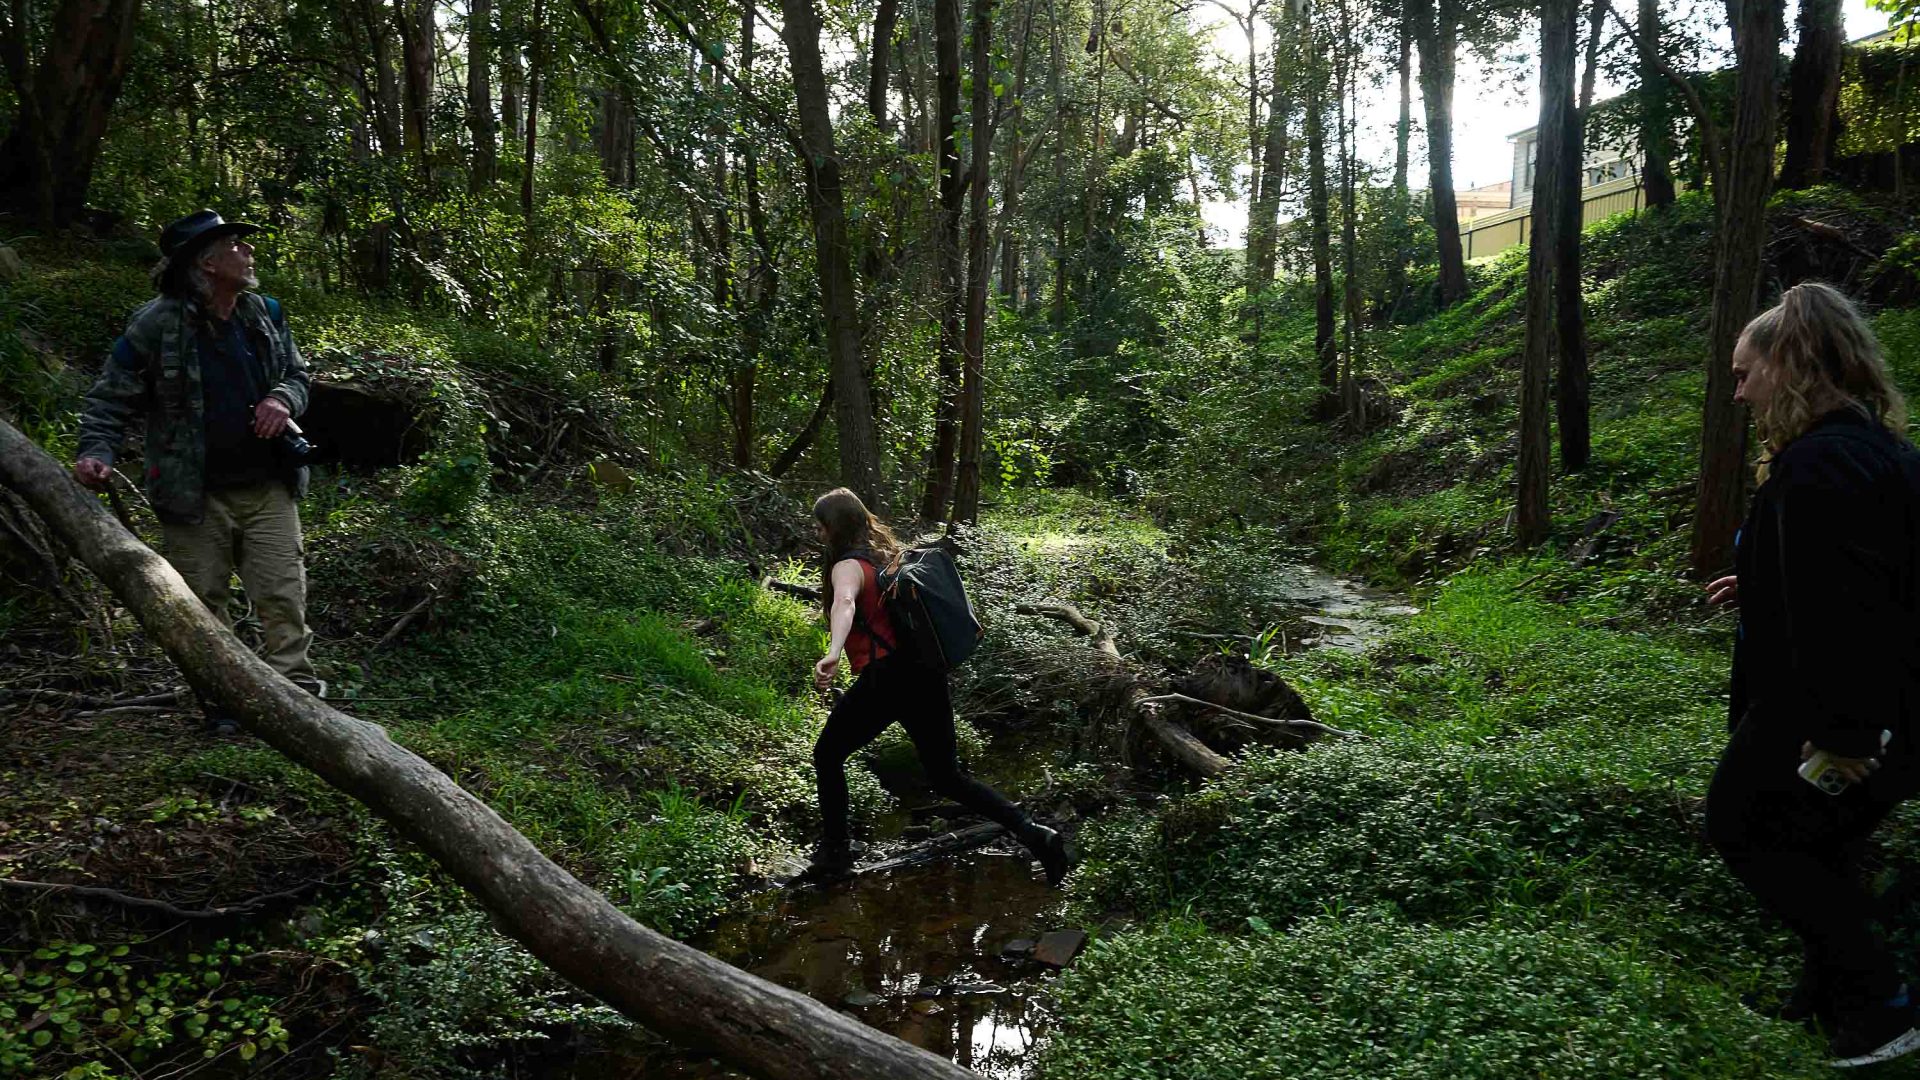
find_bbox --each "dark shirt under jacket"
[197,313,275,491]
[1730,407,1920,761]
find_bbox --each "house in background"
[1455,180,1514,224]
[1456,116,1654,261]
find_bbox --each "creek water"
[556,562,1415,1079]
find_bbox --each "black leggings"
[1707,716,1912,1009]
[813,656,1028,849]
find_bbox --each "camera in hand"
[278,418,314,459]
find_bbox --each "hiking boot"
[1017,821,1075,888]
[798,840,867,885]
[1830,988,1920,1068]
[289,674,328,701]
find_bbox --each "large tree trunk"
[1554,0,1602,474]
[781,0,883,504]
[920,0,966,522]
[0,0,143,226]
[1412,0,1469,307]
[1247,0,1297,292]
[1306,25,1337,394]
[1779,0,1843,189]
[394,0,436,169]
[1691,0,1782,577]
[952,0,997,524]
[1635,0,1675,207]
[468,0,497,190]
[0,420,975,1080]
[868,0,900,130]
[1520,0,1575,546]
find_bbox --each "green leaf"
[31,1030,51,1048]
[64,961,86,974]
[239,1041,258,1061]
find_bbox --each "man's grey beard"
[242,269,259,290]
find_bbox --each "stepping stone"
[1032,929,1087,969]
[1000,937,1036,961]
[842,989,883,1008]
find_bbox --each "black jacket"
[1730,408,1920,759]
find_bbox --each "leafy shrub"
[0,939,290,1077]
[1037,917,1825,1080]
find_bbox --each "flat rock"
[1000,937,1036,961]
[1032,929,1087,969]
[842,989,883,1008]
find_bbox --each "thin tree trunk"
[1049,0,1067,329]
[1306,16,1336,394]
[781,0,883,504]
[771,378,834,478]
[1780,0,1843,189]
[521,0,543,217]
[501,36,524,145]
[997,0,1034,303]
[1555,0,1602,474]
[1382,7,1412,317]
[1411,0,1468,306]
[1337,0,1363,426]
[952,0,997,524]
[1691,0,1782,577]
[735,0,774,471]
[920,0,965,521]
[0,420,976,1080]
[468,0,497,190]
[1520,0,1576,545]
[1635,0,1674,206]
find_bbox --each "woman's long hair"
[1744,282,1908,480]
[813,488,901,612]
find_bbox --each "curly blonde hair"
[1744,282,1907,480]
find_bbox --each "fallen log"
[1015,601,1231,778]
[0,418,975,1080]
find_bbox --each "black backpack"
[853,546,985,671]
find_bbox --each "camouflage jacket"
[77,292,311,524]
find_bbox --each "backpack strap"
[839,549,897,657]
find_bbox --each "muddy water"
[563,802,1071,1080]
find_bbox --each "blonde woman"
[1704,282,1920,1067]
[801,488,1070,885]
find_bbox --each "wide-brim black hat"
[160,209,261,264]
[154,209,261,294]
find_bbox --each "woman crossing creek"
[800,487,1073,886]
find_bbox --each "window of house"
[1521,140,1536,191]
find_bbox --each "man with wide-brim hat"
[74,209,324,734]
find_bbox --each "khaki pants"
[161,481,316,679]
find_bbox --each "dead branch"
[1017,600,1230,778]
[368,593,436,656]
[0,876,327,920]
[1135,693,1364,740]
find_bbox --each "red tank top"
[844,557,897,674]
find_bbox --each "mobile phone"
[1798,729,1893,795]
